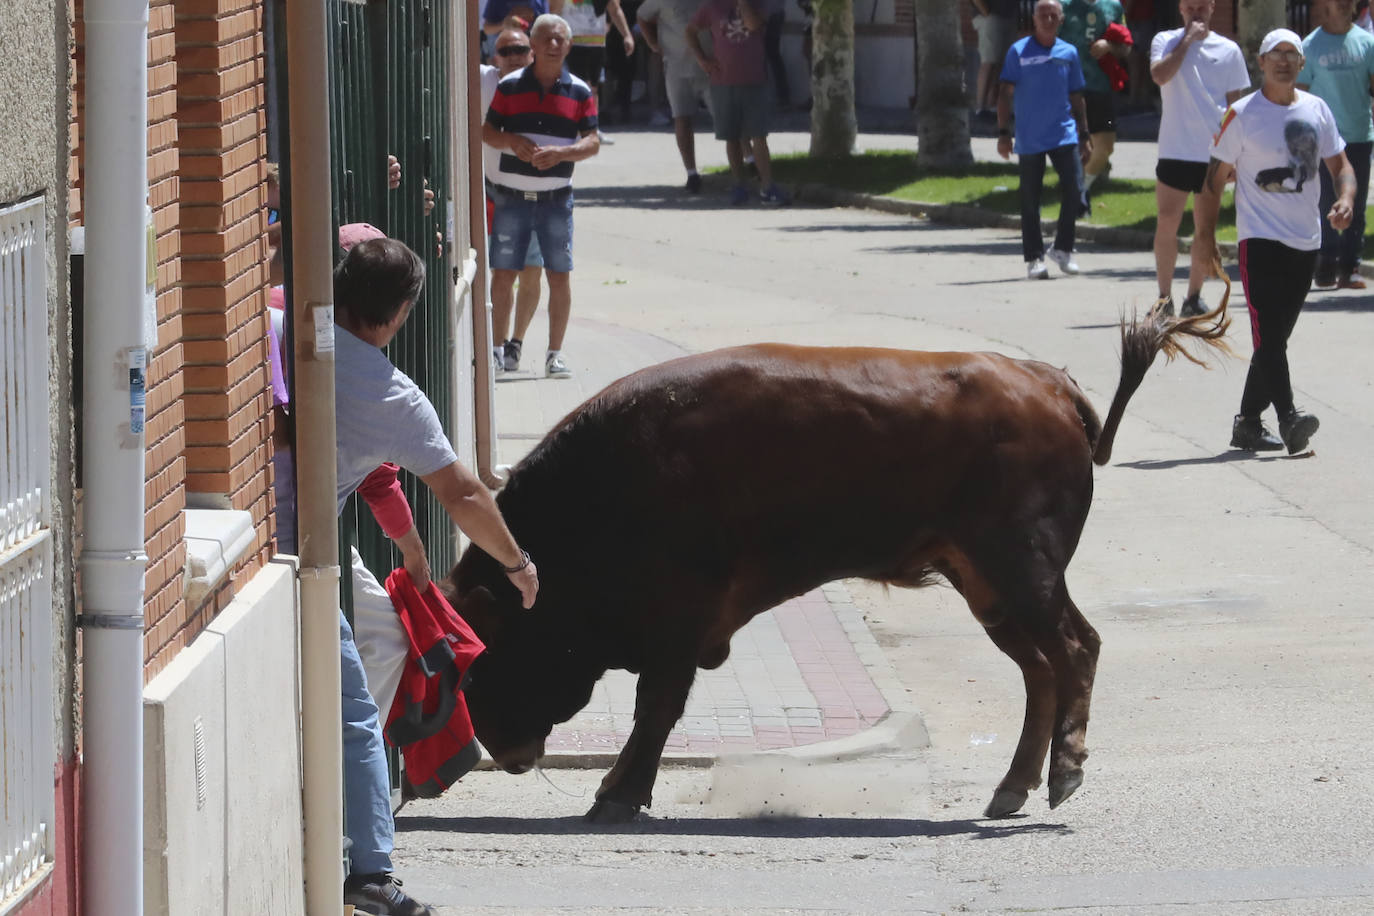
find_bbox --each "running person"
[1195,29,1355,454]
[1149,0,1249,316]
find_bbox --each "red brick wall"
[72,0,276,680]
[172,0,276,654]
[143,0,189,678]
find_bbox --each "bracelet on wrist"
[501,549,531,574]
[997,127,1011,137]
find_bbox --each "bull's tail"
[1092,260,1236,466]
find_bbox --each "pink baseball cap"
[338,222,386,251]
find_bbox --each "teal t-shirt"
[1057,0,1125,95]
[1298,26,1374,143]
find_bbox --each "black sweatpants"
[1236,238,1317,419]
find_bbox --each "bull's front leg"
[585,659,696,824]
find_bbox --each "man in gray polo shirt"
[332,237,538,915]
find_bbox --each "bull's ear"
[454,586,504,643]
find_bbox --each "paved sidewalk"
[489,317,908,763]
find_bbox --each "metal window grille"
[0,196,55,907]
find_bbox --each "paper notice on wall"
[313,304,335,355]
[144,208,159,351]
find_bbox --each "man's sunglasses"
[496,45,531,57]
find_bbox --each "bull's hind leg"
[585,657,697,824]
[980,619,1057,818]
[1035,578,1101,810]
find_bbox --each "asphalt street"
[391,127,1374,914]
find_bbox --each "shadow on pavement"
[396,813,1070,840]
[778,221,924,233]
[1116,451,1298,470]
[1302,293,1374,313]
[574,184,823,212]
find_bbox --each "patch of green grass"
[752,150,1251,238]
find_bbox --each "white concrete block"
[144,562,303,916]
[144,630,228,916]
[205,562,303,916]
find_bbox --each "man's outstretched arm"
[420,460,539,608]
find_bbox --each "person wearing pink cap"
[1195,28,1355,455]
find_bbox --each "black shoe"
[1180,292,1207,318]
[1313,262,1338,289]
[502,337,522,373]
[1230,415,1283,452]
[344,873,434,916]
[685,172,702,194]
[1278,409,1320,454]
[1156,295,1176,318]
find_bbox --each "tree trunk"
[914,0,971,169]
[809,0,857,157]
[1237,0,1286,85]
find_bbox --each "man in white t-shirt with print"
[1149,0,1249,316]
[1195,29,1355,456]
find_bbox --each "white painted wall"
[143,562,303,916]
[777,33,916,111]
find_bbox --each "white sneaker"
[1027,258,1050,280]
[545,352,572,378]
[1048,248,1080,275]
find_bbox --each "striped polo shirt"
[486,65,599,192]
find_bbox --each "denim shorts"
[489,184,574,273]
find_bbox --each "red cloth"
[356,463,414,540]
[383,569,487,798]
[1098,22,1134,93]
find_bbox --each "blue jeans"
[1018,143,1080,262]
[341,609,394,875]
[489,184,574,273]
[1318,140,1371,274]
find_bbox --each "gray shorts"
[710,82,772,141]
[974,13,1016,66]
[664,65,712,120]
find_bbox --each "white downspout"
[283,0,345,912]
[78,0,150,914]
[459,0,506,489]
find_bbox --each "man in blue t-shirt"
[998,0,1093,279]
[1297,0,1374,289]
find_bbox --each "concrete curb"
[794,183,1245,260]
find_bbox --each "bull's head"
[454,585,601,774]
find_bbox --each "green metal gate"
[328,0,459,583]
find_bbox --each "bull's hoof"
[584,798,642,824]
[1047,768,1083,810]
[984,787,1028,819]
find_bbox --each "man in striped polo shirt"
[483,13,600,378]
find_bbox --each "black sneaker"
[1156,295,1176,318]
[685,172,702,194]
[1180,292,1207,317]
[344,873,434,916]
[1278,409,1320,454]
[502,338,522,373]
[1230,415,1283,452]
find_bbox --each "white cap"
[1259,28,1303,57]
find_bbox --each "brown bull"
[447,307,1227,823]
